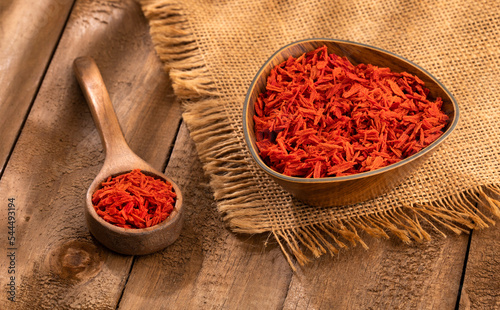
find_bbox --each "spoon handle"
[73,56,129,158]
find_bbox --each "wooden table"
[1,1,499,309]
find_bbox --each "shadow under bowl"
[243,38,459,207]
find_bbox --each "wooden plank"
[282,228,469,309]
[117,123,294,310]
[0,0,75,174]
[0,0,181,308]
[459,222,500,309]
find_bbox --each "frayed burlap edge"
[139,0,500,270]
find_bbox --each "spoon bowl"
[74,56,183,255]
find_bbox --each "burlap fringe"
[141,0,219,98]
[273,185,500,269]
[141,0,272,231]
[140,0,500,271]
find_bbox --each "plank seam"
[0,0,78,179]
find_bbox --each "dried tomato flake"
[92,169,177,228]
[254,45,449,178]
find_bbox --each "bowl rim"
[242,38,460,184]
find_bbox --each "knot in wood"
[50,240,104,282]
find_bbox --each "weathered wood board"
[0,0,181,308]
[0,0,75,174]
[459,220,500,309]
[283,229,469,309]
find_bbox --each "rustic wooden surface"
[0,0,75,174]
[0,0,498,309]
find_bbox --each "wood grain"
[0,0,75,174]
[0,0,181,308]
[283,228,469,309]
[117,123,294,309]
[459,223,500,309]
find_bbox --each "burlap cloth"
[139,0,500,268]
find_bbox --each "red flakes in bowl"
[253,45,449,178]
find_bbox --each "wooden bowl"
[243,39,459,207]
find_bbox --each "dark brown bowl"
[243,39,459,207]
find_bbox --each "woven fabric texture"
[140,0,500,267]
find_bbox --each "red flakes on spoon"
[92,169,176,228]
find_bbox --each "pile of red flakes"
[253,45,449,178]
[92,169,176,229]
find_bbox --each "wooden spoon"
[73,56,183,255]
